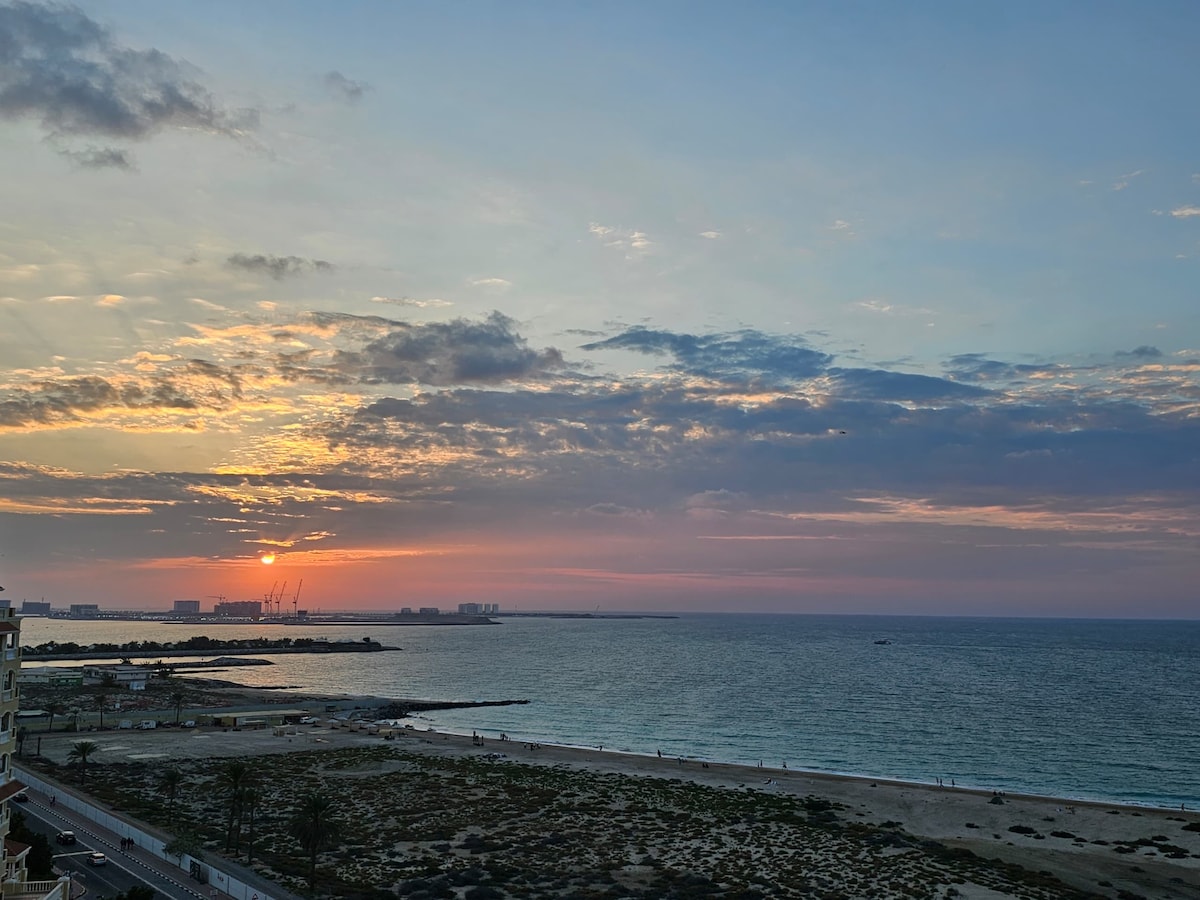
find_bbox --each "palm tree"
[219,760,252,853]
[94,687,110,729]
[288,793,342,895]
[170,689,187,725]
[15,726,27,758]
[45,701,64,733]
[67,740,99,784]
[243,785,258,863]
[158,768,184,815]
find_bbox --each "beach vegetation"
[288,792,343,895]
[67,739,99,783]
[94,684,112,728]
[218,759,253,854]
[163,831,205,861]
[158,767,184,815]
[45,700,65,733]
[25,744,1126,900]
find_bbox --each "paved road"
[16,796,218,900]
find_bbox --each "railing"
[1,878,69,900]
[0,730,11,746]
[1,690,14,703]
[3,650,16,661]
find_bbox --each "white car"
[299,716,317,725]
[87,852,107,867]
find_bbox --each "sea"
[18,614,1200,810]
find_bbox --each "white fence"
[15,766,296,900]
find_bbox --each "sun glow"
[260,552,276,565]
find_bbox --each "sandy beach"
[19,680,1200,900]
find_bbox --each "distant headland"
[22,635,400,661]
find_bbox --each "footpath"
[14,766,303,900]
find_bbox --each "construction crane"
[293,579,303,618]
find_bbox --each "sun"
[260,552,276,565]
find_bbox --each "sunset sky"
[1,1,1198,616]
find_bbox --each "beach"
[21,682,1200,900]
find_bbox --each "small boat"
[873,639,893,645]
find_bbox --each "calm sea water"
[19,614,1200,808]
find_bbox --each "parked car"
[299,716,317,725]
[87,852,107,867]
[12,792,28,803]
[55,831,76,846]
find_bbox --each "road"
[16,799,210,900]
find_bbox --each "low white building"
[81,663,148,691]
[17,666,83,688]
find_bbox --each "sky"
[0,1,1198,617]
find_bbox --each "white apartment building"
[0,602,71,900]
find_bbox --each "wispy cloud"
[853,299,932,316]
[1112,169,1145,191]
[226,254,334,280]
[1170,206,1200,219]
[469,277,512,289]
[588,223,654,258]
[370,296,453,308]
[58,145,135,171]
[324,70,370,103]
[582,326,831,381]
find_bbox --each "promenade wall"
[15,765,302,900]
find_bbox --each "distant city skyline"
[1,2,1198,617]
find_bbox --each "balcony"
[1,877,70,900]
[3,650,16,662]
[0,691,13,704]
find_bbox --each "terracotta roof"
[0,781,27,803]
[0,622,17,633]
[4,837,30,858]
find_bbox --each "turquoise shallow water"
[21,613,1200,808]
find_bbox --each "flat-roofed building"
[18,601,50,616]
[213,600,262,618]
[173,599,201,614]
[82,663,148,690]
[18,666,84,688]
[67,604,99,618]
